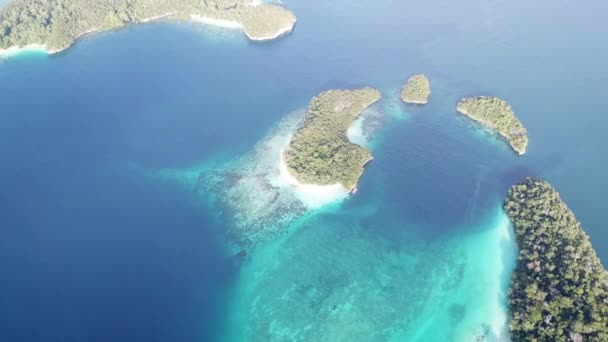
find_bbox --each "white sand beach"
[0,44,47,58]
[190,15,243,29]
[275,151,349,209]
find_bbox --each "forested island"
[0,0,296,54]
[505,178,608,341]
[284,88,381,191]
[457,96,528,155]
[401,74,430,104]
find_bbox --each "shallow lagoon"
[1,0,607,341]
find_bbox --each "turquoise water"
[1,0,608,341]
[221,206,516,341]
[194,95,519,341]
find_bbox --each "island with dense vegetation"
[457,96,528,155]
[401,74,430,104]
[0,0,296,54]
[504,178,608,341]
[284,88,381,191]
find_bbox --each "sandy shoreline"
[191,14,295,41]
[264,122,350,209]
[275,101,376,204]
[275,148,350,209]
[0,44,48,58]
[190,15,243,29]
[140,12,176,23]
[1,10,294,58]
[278,151,348,192]
[403,98,428,105]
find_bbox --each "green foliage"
[505,178,608,341]
[0,0,295,50]
[400,74,430,104]
[284,88,381,190]
[457,96,528,154]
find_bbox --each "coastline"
[284,88,380,191]
[276,104,378,202]
[0,44,48,58]
[0,27,99,57]
[259,115,352,210]
[191,14,295,41]
[403,98,428,105]
[1,9,295,58]
[276,147,350,209]
[48,27,99,55]
[457,107,526,155]
[140,12,176,23]
[190,15,243,30]
[346,114,368,147]
[401,74,430,105]
[453,207,517,342]
[246,19,295,41]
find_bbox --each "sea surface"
[1,0,607,341]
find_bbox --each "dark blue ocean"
[1,0,607,341]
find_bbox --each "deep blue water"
[1,0,608,341]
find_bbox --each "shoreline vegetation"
[284,88,381,192]
[457,96,528,155]
[505,178,608,341]
[401,74,430,104]
[0,0,296,56]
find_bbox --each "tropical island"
[401,74,430,104]
[504,178,608,342]
[456,96,528,155]
[284,88,381,191]
[0,0,296,55]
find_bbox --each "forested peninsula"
[505,178,608,341]
[284,88,381,191]
[457,96,528,155]
[401,74,430,104]
[0,0,296,54]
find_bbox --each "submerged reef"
[198,102,386,246]
[505,178,608,341]
[284,88,381,191]
[400,74,430,104]
[225,206,517,341]
[0,0,296,54]
[198,112,308,245]
[457,96,528,155]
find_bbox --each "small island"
[505,178,608,341]
[457,96,528,155]
[284,88,381,191]
[401,74,430,104]
[0,0,296,55]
